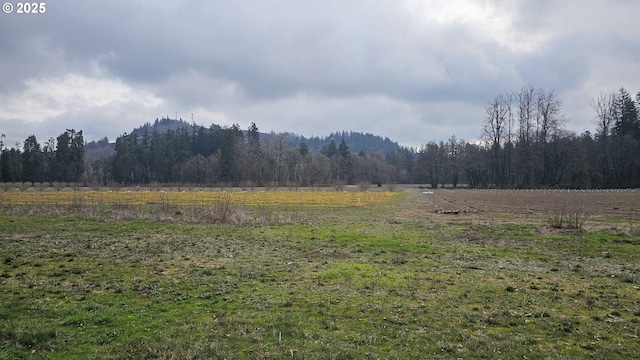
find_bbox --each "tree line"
[1,86,638,189]
[102,121,399,187]
[474,86,640,188]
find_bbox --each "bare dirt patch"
[407,187,640,220]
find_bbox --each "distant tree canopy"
[0,129,84,184]
[104,122,395,187]
[1,86,639,189]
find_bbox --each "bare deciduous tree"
[483,94,511,186]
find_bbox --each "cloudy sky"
[1,0,639,149]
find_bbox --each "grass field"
[1,186,639,359]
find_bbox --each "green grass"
[1,191,639,359]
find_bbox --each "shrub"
[358,182,371,192]
[547,199,589,230]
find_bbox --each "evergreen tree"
[322,140,338,158]
[247,122,260,149]
[338,138,349,159]
[337,138,352,183]
[614,87,639,138]
[22,135,45,183]
[112,135,137,184]
[217,124,243,184]
[244,122,263,185]
[43,137,56,183]
[0,148,22,182]
[298,142,309,158]
[55,129,84,182]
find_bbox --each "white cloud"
[406,0,550,53]
[0,73,163,146]
[1,74,161,123]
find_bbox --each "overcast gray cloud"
[1,0,639,148]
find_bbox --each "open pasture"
[1,186,639,359]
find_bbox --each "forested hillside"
[104,121,404,186]
[1,86,639,188]
[124,118,403,156]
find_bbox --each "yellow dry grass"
[0,188,395,208]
